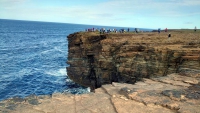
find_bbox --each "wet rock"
[186,92,200,99]
[185,84,200,99]
[5,103,17,110]
[162,89,186,101]
[9,97,24,103]
[0,103,5,107]
[0,109,11,113]
[27,99,39,105]
[119,87,132,96]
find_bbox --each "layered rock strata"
[67,31,200,89]
[0,73,199,113]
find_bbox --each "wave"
[0,19,90,101]
[41,49,54,54]
[54,46,65,53]
[45,68,66,76]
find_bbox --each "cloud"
[0,0,28,9]
[1,0,199,20]
[0,0,27,5]
[179,0,200,6]
[0,0,27,2]
[97,0,200,17]
[0,0,199,28]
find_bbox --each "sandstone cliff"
[1,30,200,113]
[67,31,200,89]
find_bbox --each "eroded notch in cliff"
[87,55,101,90]
[87,55,94,63]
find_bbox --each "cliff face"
[67,31,200,89]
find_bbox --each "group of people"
[85,28,137,34]
[158,26,197,40]
[85,26,197,36]
[157,28,171,39]
[85,28,96,32]
[158,26,197,34]
[158,28,168,33]
[99,28,116,34]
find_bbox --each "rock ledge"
[0,73,199,113]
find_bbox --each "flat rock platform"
[0,73,199,113]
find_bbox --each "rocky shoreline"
[0,73,199,113]
[1,30,200,113]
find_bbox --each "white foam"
[54,46,64,52]
[41,46,65,54]
[41,49,53,54]
[86,87,91,92]
[66,78,72,82]
[45,68,66,76]
[59,68,67,75]
[18,68,32,76]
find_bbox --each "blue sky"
[0,0,199,29]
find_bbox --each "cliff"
[67,31,200,89]
[1,30,200,113]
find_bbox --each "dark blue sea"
[0,19,151,101]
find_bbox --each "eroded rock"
[67,31,200,89]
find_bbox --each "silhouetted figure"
[158,28,161,33]
[165,28,168,32]
[168,33,171,39]
[100,29,102,34]
[195,26,197,32]
[128,28,130,32]
[122,29,125,33]
[135,28,138,33]
[103,28,105,34]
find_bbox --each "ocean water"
[0,19,152,101]
[0,19,93,101]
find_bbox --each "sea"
[0,19,152,101]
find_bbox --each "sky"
[0,0,200,29]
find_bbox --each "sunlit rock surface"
[1,30,199,113]
[67,31,200,89]
[0,73,199,113]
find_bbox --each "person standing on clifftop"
[165,28,168,32]
[158,28,161,33]
[135,28,138,33]
[195,26,197,32]
[168,33,171,40]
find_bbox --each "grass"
[81,30,200,51]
